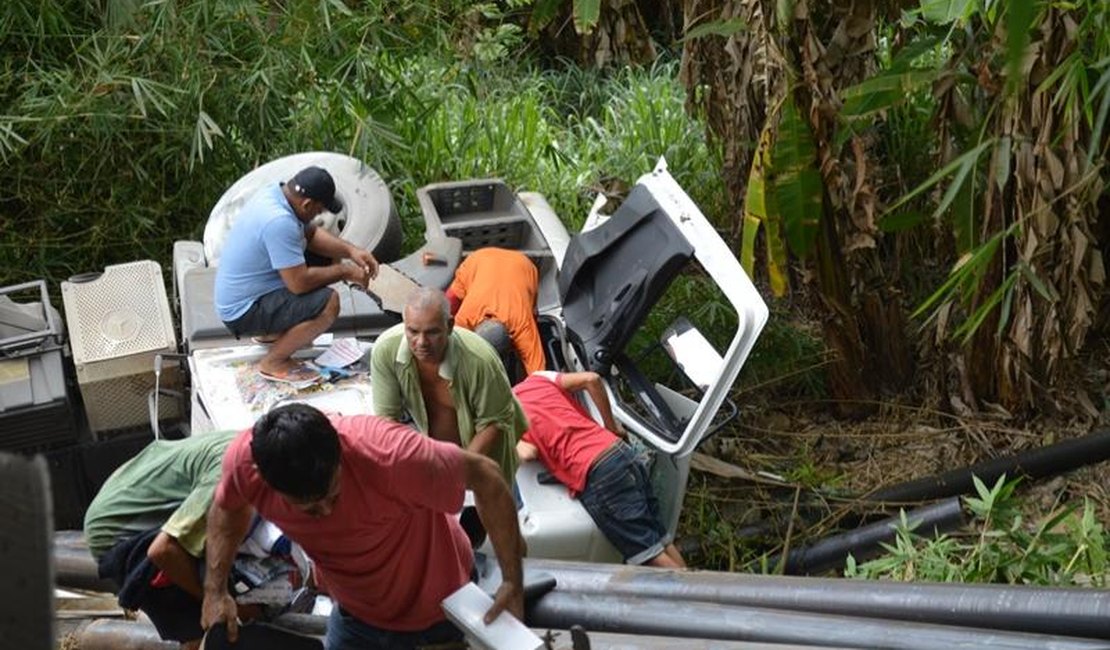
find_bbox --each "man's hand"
[201,591,239,641]
[516,440,539,462]
[484,580,525,624]
[343,262,372,290]
[349,248,379,281]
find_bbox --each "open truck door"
[514,159,768,560]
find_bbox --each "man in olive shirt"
[84,431,237,648]
[370,288,527,486]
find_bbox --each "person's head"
[251,404,342,517]
[402,287,453,364]
[474,318,511,357]
[284,166,343,222]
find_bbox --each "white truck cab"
[164,154,767,563]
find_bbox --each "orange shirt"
[448,248,545,374]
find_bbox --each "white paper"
[313,337,364,368]
[441,583,544,650]
[664,327,723,390]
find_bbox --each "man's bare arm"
[278,263,362,294]
[557,372,621,434]
[468,423,503,459]
[306,229,379,278]
[147,532,203,599]
[201,502,252,641]
[464,452,524,623]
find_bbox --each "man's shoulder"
[237,184,293,226]
[373,324,406,355]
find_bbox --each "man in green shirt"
[84,431,236,649]
[371,288,527,486]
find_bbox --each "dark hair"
[250,404,340,501]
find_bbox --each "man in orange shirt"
[446,248,545,382]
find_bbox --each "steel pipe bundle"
[527,559,1110,640]
[528,591,1110,650]
[53,534,1110,648]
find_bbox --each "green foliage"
[0,3,724,289]
[846,475,1110,586]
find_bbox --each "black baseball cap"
[288,166,343,213]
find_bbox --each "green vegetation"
[3,0,1108,588]
[847,476,1109,587]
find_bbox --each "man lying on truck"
[214,165,379,384]
[370,287,527,487]
[513,371,687,568]
[83,431,244,650]
[446,247,546,384]
[201,403,525,650]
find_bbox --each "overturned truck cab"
[45,153,770,564]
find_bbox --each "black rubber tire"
[0,453,53,649]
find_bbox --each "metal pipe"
[525,559,1110,640]
[68,619,179,650]
[528,591,1110,650]
[773,498,965,575]
[54,543,117,594]
[868,427,1110,503]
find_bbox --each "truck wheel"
[203,152,403,264]
[0,453,53,650]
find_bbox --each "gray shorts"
[223,286,333,337]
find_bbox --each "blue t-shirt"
[214,183,308,321]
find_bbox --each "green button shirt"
[371,323,527,486]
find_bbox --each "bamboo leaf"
[776,0,796,26]
[1004,0,1037,94]
[681,19,747,42]
[573,0,601,35]
[1087,63,1110,167]
[883,139,994,217]
[919,0,973,24]
[529,0,563,32]
[1018,262,1057,302]
[956,272,1016,344]
[840,69,940,118]
[879,211,927,232]
[993,136,1011,192]
[772,96,822,258]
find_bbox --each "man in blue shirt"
[214,166,378,382]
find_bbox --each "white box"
[61,261,179,435]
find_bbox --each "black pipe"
[772,497,965,575]
[54,544,117,594]
[529,591,1110,650]
[868,427,1110,503]
[526,559,1110,640]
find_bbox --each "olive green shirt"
[370,323,527,485]
[83,431,237,560]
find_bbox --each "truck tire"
[203,152,403,264]
[0,453,53,650]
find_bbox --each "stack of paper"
[441,583,544,650]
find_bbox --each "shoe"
[251,336,279,345]
[257,363,321,385]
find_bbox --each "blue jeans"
[578,440,668,565]
[325,606,463,650]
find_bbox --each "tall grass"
[1,3,725,286]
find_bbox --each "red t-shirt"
[513,373,619,497]
[214,415,472,631]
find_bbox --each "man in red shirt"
[200,404,525,649]
[513,372,686,568]
[446,247,546,381]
